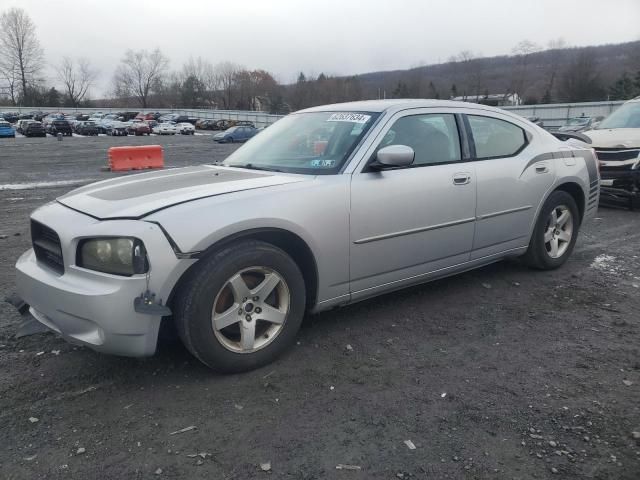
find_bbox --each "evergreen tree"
[427,81,439,99]
[393,81,410,98]
[45,87,60,107]
[608,72,637,100]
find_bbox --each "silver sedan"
[15,100,600,372]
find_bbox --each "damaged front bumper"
[596,148,640,209]
[12,202,194,357]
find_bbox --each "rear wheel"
[523,190,580,270]
[174,240,305,372]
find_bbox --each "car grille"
[594,148,640,163]
[31,220,64,275]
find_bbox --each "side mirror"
[370,144,415,170]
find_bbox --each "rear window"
[468,115,528,159]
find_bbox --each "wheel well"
[554,182,585,223]
[167,228,319,312]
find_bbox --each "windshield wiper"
[228,163,282,173]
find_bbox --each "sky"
[1,0,639,96]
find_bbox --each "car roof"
[297,99,516,117]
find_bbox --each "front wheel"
[173,240,306,373]
[523,190,580,270]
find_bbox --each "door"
[466,114,555,259]
[350,111,477,296]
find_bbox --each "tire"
[523,190,580,270]
[173,240,306,373]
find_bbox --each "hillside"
[350,41,640,103]
[288,40,640,108]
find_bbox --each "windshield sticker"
[327,113,371,124]
[310,159,335,168]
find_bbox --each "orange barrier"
[108,145,164,172]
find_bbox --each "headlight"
[77,237,148,276]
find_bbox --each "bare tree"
[454,50,476,99]
[0,60,19,105]
[56,57,97,107]
[452,51,486,99]
[214,61,242,109]
[113,49,169,108]
[510,40,541,99]
[182,57,219,106]
[559,49,604,102]
[0,8,44,105]
[542,38,567,102]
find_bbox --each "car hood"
[583,128,640,148]
[558,125,585,132]
[57,165,308,219]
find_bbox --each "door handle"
[535,163,549,174]
[453,173,471,185]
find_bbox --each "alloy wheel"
[211,266,290,353]
[544,205,573,258]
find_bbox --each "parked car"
[116,111,140,121]
[135,112,159,121]
[146,120,159,131]
[153,122,177,135]
[177,116,199,125]
[23,121,46,138]
[212,119,233,130]
[32,111,48,121]
[195,119,213,129]
[97,114,120,133]
[12,100,600,372]
[18,112,34,120]
[230,120,255,128]
[583,97,640,209]
[105,121,129,136]
[197,119,233,131]
[558,116,602,133]
[16,119,33,134]
[0,121,16,138]
[128,121,151,136]
[526,116,544,128]
[42,113,65,129]
[213,125,258,143]
[1,112,19,123]
[158,113,180,123]
[74,121,99,136]
[175,122,195,135]
[47,119,73,136]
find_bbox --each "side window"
[377,113,461,166]
[468,115,527,159]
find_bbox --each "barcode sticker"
[327,113,371,124]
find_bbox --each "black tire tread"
[173,239,305,372]
[523,190,580,270]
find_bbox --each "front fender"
[146,177,351,304]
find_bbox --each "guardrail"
[2,100,627,129]
[502,101,625,129]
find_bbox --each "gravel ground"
[0,135,639,479]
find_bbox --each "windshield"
[566,117,589,125]
[598,102,640,129]
[222,111,379,174]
